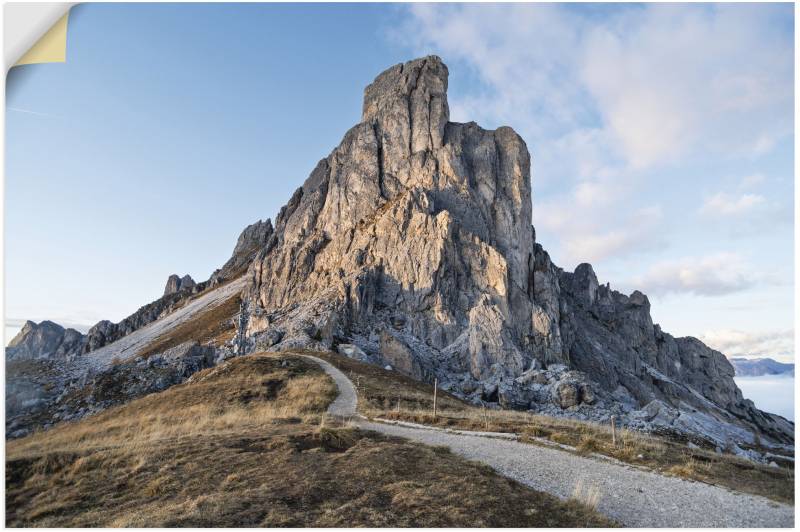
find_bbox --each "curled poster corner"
[5,3,76,70]
[14,12,69,67]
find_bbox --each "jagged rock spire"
[246,55,535,383]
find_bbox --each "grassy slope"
[6,353,612,527]
[312,351,795,505]
[139,292,242,358]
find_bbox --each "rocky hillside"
[6,56,793,452]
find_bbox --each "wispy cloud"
[699,328,794,361]
[699,192,766,216]
[398,3,792,171]
[625,252,775,297]
[739,173,766,189]
[7,107,57,118]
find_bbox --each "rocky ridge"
[730,357,794,377]
[4,226,264,437]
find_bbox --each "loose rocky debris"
[6,341,224,439]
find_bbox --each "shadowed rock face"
[239,56,792,447]
[219,219,274,279]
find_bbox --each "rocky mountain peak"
[237,56,792,447]
[361,55,449,153]
[6,320,83,361]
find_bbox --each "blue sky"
[5,3,794,362]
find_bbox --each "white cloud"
[580,5,793,169]
[699,329,794,361]
[399,4,793,172]
[699,192,766,216]
[536,184,663,265]
[396,3,792,277]
[629,252,758,297]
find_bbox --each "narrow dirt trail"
[300,354,794,528]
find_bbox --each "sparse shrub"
[523,426,551,439]
[667,457,711,479]
[577,435,600,455]
[142,476,169,497]
[570,479,601,510]
[549,432,573,446]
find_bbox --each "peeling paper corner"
[5,3,76,71]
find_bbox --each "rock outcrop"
[235,56,792,448]
[164,274,196,296]
[219,219,274,278]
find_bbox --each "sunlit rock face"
[240,56,792,447]
[246,56,535,383]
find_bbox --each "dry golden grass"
[313,351,794,505]
[667,456,713,479]
[6,352,614,527]
[139,293,241,358]
[571,479,602,511]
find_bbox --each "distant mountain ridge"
[730,357,794,377]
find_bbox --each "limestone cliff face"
[241,56,792,446]
[246,56,535,383]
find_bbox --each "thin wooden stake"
[396,399,401,413]
[611,415,617,446]
[433,378,438,420]
[482,405,489,431]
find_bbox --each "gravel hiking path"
[301,354,794,528]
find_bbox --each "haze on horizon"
[5,3,794,364]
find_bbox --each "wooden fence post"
[433,378,438,420]
[611,415,617,446]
